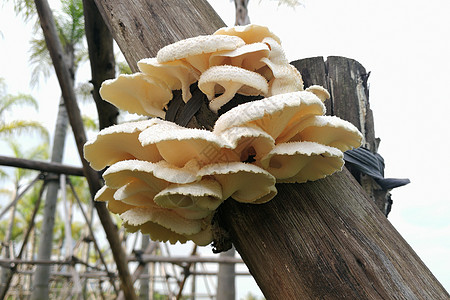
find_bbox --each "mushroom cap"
[120,207,207,236]
[154,177,223,211]
[124,220,189,244]
[219,125,275,162]
[198,65,268,113]
[138,120,230,167]
[103,160,199,192]
[198,162,277,204]
[156,35,245,73]
[259,141,344,183]
[213,91,325,140]
[278,115,364,151]
[99,73,172,118]
[112,180,212,220]
[209,42,270,71]
[214,24,281,45]
[95,185,134,214]
[137,57,198,102]
[83,119,163,171]
[113,179,161,208]
[261,37,288,65]
[124,217,213,246]
[267,64,304,96]
[305,85,330,102]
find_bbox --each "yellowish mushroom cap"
[120,207,206,236]
[305,85,330,102]
[157,35,245,73]
[213,91,325,140]
[259,141,344,183]
[267,64,304,96]
[154,177,223,211]
[209,42,270,71]
[103,160,199,193]
[83,119,163,171]
[124,220,189,244]
[219,125,275,162]
[277,115,364,151]
[124,216,213,246]
[95,185,134,214]
[213,24,281,45]
[198,65,268,113]
[138,57,198,102]
[113,179,160,208]
[138,120,230,167]
[99,73,172,118]
[198,162,277,204]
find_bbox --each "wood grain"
[94,0,225,72]
[217,169,449,299]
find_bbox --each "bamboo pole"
[0,155,84,176]
[0,182,46,299]
[90,0,449,299]
[32,0,136,298]
[67,178,118,293]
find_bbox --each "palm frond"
[82,115,98,131]
[0,93,39,116]
[9,0,36,22]
[0,120,49,142]
[28,36,53,87]
[117,61,132,75]
[0,170,11,182]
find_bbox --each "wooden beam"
[0,155,84,176]
[92,0,449,299]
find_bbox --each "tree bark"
[217,247,236,300]
[31,98,69,299]
[216,169,449,299]
[93,0,225,72]
[33,1,136,299]
[82,0,118,130]
[292,57,391,215]
[234,0,250,25]
[89,0,449,299]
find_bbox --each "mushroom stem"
[209,82,242,113]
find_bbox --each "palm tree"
[0,78,49,141]
[24,1,89,298]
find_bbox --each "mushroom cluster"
[84,25,363,246]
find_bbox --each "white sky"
[0,0,449,297]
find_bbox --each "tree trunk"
[217,247,236,300]
[82,0,118,130]
[31,98,69,299]
[33,0,137,298]
[89,1,449,299]
[139,235,150,300]
[234,0,250,25]
[292,57,392,216]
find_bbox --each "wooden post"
[292,57,390,211]
[34,0,136,298]
[92,0,449,298]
